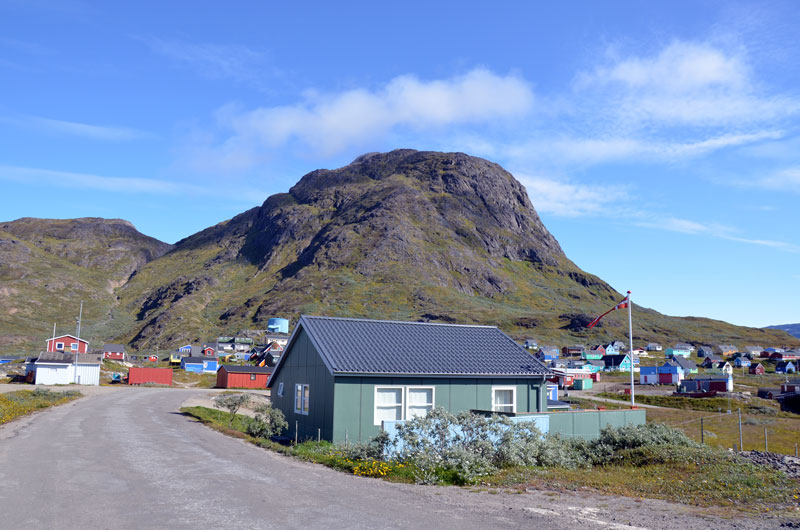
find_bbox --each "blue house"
[734,357,751,368]
[536,346,559,362]
[776,361,796,374]
[604,344,619,355]
[180,356,218,373]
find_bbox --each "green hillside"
[1,151,798,354]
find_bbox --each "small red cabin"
[46,335,88,354]
[102,343,126,361]
[216,365,272,389]
[749,363,765,375]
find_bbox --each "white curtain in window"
[493,389,514,412]
[375,388,402,422]
[407,388,433,418]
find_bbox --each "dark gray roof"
[219,365,272,374]
[282,315,551,377]
[34,351,73,363]
[182,357,212,363]
[672,357,696,370]
[102,344,125,352]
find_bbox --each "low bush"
[0,389,82,423]
[246,403,288,439]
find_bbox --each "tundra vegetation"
[182,404,800,512]
[0,388,82,424]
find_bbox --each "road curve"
[0,388,769,529]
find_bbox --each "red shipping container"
[128,367,173,386]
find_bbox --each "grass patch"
[597,392,787,415]
[488,454,799,510]
[0,388,82,424]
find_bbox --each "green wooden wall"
[269,328,335,442]
[332,376,547,443]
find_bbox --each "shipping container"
[128,367,173,386]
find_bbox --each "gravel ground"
[0,387,796,529]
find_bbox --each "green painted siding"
[547,409,646,439]
[333,376,547,443]
[269,328,335,442]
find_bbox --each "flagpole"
[627,291,634,408]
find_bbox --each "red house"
[749,363,765,375]
[781,379,800,393]
[46,334,88,354]
[216,365,272,389]
[102,343,126,361]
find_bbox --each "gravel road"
[0,387,791,529]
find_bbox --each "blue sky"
[1,0,799,328]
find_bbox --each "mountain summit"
[2,150,797,351]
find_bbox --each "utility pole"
[700,418,704,444]
[738,408,743,452]
[74,301,83,383]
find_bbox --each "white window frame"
[294,383,309,415]
[374,385,404,426]
[55,342,64,350]
[373,385,435,425]
[404,385,435,420]
[71,343,79,351]
[277,382,284,397]
[491,386,517,414]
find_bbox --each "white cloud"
[196,68,534,165]
[635,215,799,252]
[4,115,151,141]
[749,167,800,193]
[516,174,629,217]
[0,165,268,203]
[503,130,782,167]
[576,40,799,128]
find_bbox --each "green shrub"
[246,403,288,439]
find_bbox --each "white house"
[26,351,102,386]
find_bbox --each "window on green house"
[492,386,516,413]
[294,383,309,415]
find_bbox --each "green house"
[267,316,553,443]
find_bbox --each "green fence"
[547,409,646,439]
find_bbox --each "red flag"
[587,293,630,329]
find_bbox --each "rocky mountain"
[0,218,171,351]
[765,324,800,339]
[2,150,798,353]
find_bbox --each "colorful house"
[776,361,796,374]
[665,347,691,358]
[604,345,619,356]
[697,346,714,358]
[102,343,126,361]
[46,334,89,354]
[536,346,559,362]
[267,315,552,443]
[675,342,694,352]
[701,355,724,368]
[707,361,733,376]
[734,357,751,368]
[781,379,800,393]
[216,365,272,389]
[180,356,218,373]
[679,376,733,393]
[641,361,684,385]
[671,356,698,375]
[585,360,605,373]
[561,345,584,356]
[602,354,632,372]
[749,363,765,375]
[582,349,604,360]
[646,342,662,352]
[715,344,737,356]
